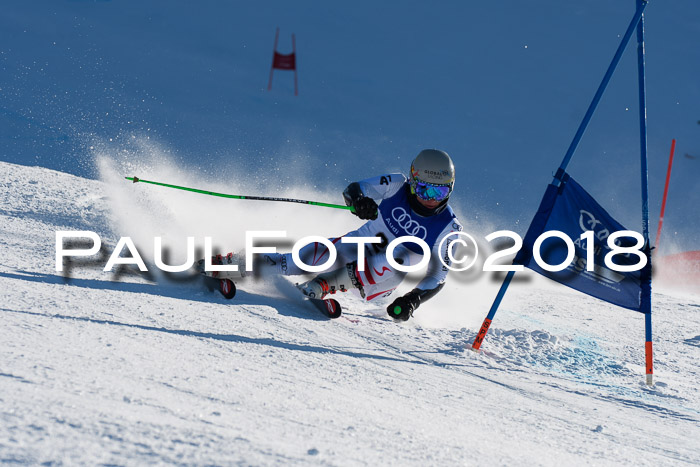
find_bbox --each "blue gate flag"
[514,173,642,312]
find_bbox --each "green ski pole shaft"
[125,176,355,212]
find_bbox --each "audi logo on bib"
[391,207,427,239]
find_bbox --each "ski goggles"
[411,179,452,202]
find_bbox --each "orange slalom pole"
[471,318,492,351]
[645,340,654,385]
[471,270,516,351]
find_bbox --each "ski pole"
[125,176,355,212]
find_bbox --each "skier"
[202,149,463,321]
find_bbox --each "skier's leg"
[196,234,358,279]
[196,251,248,280]
[296,263,358,299]
[297,241,409,300]
[292,231,401,299]
[351,250,407,302]
[257,231,362,277]
[198,230,385,300]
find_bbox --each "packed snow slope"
[2,161,700,465]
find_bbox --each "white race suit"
[269,173,464,303]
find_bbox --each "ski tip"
[309,298,342,319]
[219,278,236,300]
[325,298,342,319]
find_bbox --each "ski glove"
[352,197,378,220]
[387,290,421,321]
[343,182,378,220]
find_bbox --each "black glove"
[387,291,421,321]
[343,182,378,220]
[352,197,378,220]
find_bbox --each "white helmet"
[409,149,455,203]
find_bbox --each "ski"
[218,278,236,299]
[306,297,342,319]
[197,256,340,318]
[196,254,241,300]
[201,275,237,300]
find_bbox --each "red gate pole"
[654,139,676,251]
[267,27,280,91]
[292,33,298,96]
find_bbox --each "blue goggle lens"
[412,180,451,202]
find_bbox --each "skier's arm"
[343,182,378,220]
[386,219,463,320]
[352,173,407,201]
[388,259,447,320]
[386,284,445,321]
[343,174,406,220]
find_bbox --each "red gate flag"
[267,28,298,96]
[273,52,295,70]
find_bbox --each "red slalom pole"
[267,28,280,91]
[292,33,299,96]
[654,139,676,250]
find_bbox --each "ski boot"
[296,263,359,299]
[196,252,246,300]
[196,252,247,280]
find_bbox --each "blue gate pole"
[636,0,654,386]
[471,271,515,351]
[471,2,648,351]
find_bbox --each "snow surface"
[2,162,700,465]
